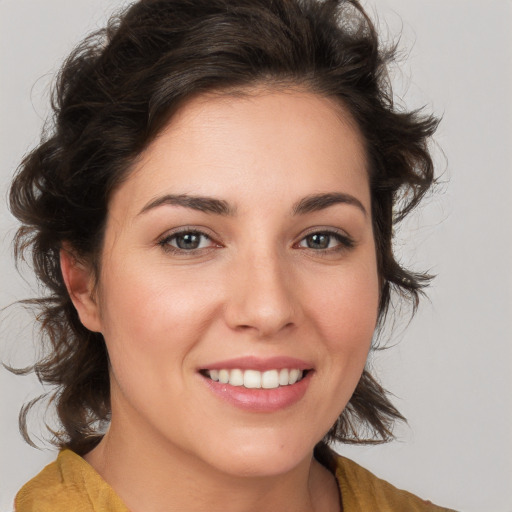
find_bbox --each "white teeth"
[289,369,300,385]
[206,368,305,389]
[244,370,261,389]
[261,370,279,389]
[229,369,244,387]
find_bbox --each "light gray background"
[1,1,511,511]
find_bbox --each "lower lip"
[202,372,312,412]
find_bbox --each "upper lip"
[200,356,313,372]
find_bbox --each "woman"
[9,0,453,510]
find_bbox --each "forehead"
[110,88,369,216]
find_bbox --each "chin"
[196,433,316,478]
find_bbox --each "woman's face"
[88,89,379,476]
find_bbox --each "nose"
[223,248,299,338]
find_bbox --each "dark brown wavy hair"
[8,0,439,456]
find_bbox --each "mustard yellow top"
[15,449,456,511]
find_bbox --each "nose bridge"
[224,241,298,337]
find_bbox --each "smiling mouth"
[201,368,308,389]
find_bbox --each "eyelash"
[157,229,217,254]
[295,230,355,254]
[157,228,355,255]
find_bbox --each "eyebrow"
[292,192,367,217]
[139,194,235,216]
[138,191,366,217]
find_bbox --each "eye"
[158,230,217,253]
[297,230,354,252]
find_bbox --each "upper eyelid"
[163,230,212,242]
[300,226,348,235]
[158,226,216,241]
[296,226,353,241]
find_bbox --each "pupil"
[177,233,200,250]
[308,233,329,249]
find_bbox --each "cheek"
[96,261,222,365]
[307,263,379,420]
[94,267,218,424]
[310,261,379,343]
[306,257,380,405]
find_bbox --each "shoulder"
[15,450,129,512]
[334,455,458,512]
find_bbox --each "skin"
[62,89,380,512]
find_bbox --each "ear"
[60,246,102,333]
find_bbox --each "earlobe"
[60,247,102,333]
